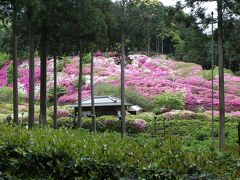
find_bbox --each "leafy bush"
[48,109,71,119]
[0,87,24,104]
[202,67,235,80]
[202,68,218,80]
[154,92,184,114]
[7,63,13,84]
[193,130,208,141]
[159,110,209,121]
[95,83,120,97]
[125,88,153,111]
[95,83,153,111]
[0,52,9,68]
[48,86,66,102]
[58,116,147,134]
[57,55,71,72]
[0,124,238,179]
[83,53,91,64]
[73,76,86,89]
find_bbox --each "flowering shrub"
[0,54,240,113]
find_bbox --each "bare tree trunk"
[121,29,126,137]
[90,52,96,133]
[53,53,57,129]
[12,0,18,124]
[77,40,83,128]
[28,7,35,128]
[40,19,47,127]
[120,0,126,138]
[155,38,157,52]
[147,37,151,55]
[218,0,225,150]
[161,36,164,54]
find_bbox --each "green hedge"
[0,124,239,179]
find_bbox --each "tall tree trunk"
[218,0,225,150]
[121,0,126,138]
[12,0,18,124]
[155,38,157,52]
[28,7,35,128]
[121,29,126,137]
[147,37,151,55]
[77,40,83,128]
[161,36,164,54]
[40,19,47,127]
[53,53,57,129]
[90,52,96,133]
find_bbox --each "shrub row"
[0,124,239,179]
[58,116,147,134]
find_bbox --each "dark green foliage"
[48,86,66,102]
[0,124,238,179]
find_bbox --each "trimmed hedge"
[0,124,239,179]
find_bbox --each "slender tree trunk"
[155,38,157,52]
[121,0,126,137]
[90,52,96,133]
[28,8,35,128]
[12,0,18,124]
[161,36,164,54]
[158,38,160,53]
[121,29,126,137]
[53,53,57,129]
[218,0,225,150]
[40,19,47,127]
[147,37,151,55]
[77,40,83,128]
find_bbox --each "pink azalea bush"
[0,54,240,113]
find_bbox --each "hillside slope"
[0,54,240,112]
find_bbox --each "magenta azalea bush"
[0,54,240,113]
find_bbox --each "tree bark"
[12,0,18,124]
[28,7,35,128]
[53,53,57,129]
[161,36,164,54]
[147,37,151,55]
[218,0,225,150]
[90,52,96,133]
[77,40,83,128]
[40,19,47,127]
[121,29,126,137]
